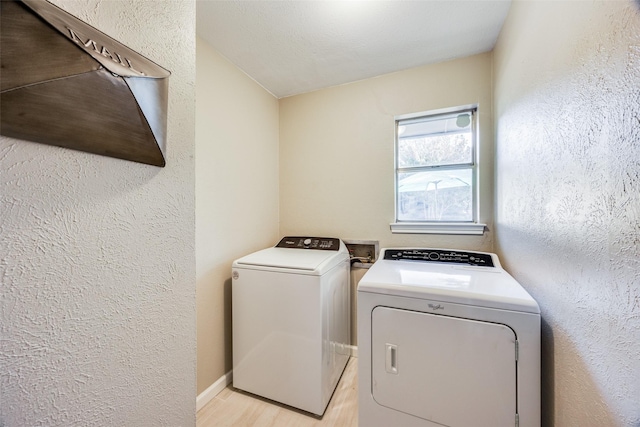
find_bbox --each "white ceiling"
[196,1,512,98]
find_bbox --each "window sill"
[390,222,486,235]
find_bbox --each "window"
[391,106,485,235]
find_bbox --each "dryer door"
[372,307,517,427]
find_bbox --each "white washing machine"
[232,236,351,416]
[358,248,540,427]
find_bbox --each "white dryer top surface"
[358,253,540,314]
[233,244,348,276]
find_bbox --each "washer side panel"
[232,268,322,413]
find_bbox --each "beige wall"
[196,38,280,394]
[2,1,196,425]
[493,1,640,425]
[278,53,495,349]
[195,49,495,393]
[279,53,494,252]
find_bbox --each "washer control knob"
[303,238,312,246]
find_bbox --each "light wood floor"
[197,357,358,427]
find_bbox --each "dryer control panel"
[383,249,494,267]
[276,236,340,251]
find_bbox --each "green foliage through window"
[396,108,477,222]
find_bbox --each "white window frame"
[390,105,486,235]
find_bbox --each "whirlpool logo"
[428,303,444,311]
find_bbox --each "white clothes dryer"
[232,236,350,416]
[358,248,540,427]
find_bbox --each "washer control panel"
[276,236,340,251]
[383,249,494,267]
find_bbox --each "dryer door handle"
[385,343,398,374]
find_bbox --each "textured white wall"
[493,1,640,425]
[0,1,196,426]
[195,38,280,394]
[279,53,494,252]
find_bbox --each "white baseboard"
[348,344,358,358]
[196,370,233,412]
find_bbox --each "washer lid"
[359,258,540,314]
[233,245,347,275]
